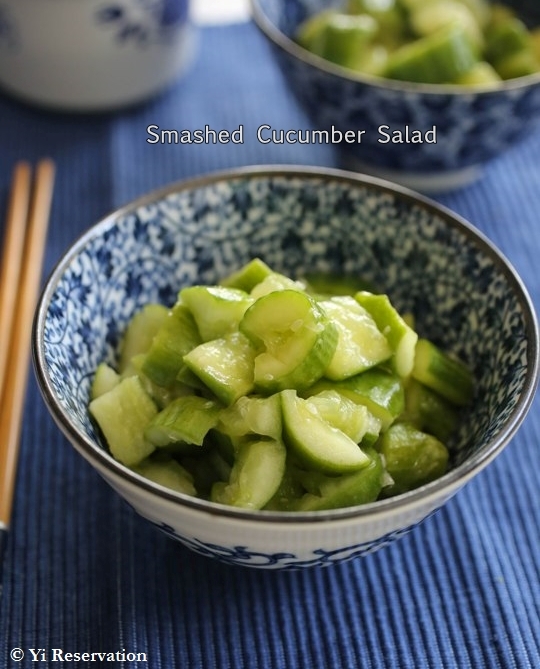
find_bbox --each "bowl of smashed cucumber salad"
[33,166,538,569]
[250,0,540,192]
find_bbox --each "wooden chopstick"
[0,159,55,583]
[0,163,32,395]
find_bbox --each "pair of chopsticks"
[0,159,55,593]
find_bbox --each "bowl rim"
[249,0,540,95]
[32,165,540,524]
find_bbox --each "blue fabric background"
[0,21,539,669]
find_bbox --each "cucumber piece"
[410,1,483,49]
[263,461,308,511]
[297,11,378,69]
[145,395,221,448]
[494,49,540,80]
[412,338,474,406]
[293,447,384,511]
[403,378,458,442]
[183,332,256,405]
[218,393,282,440]
[127,353,196,409]
[296,9,336,54]
[320,296,392,380]
[455,60,502,84]
[281,389,370,474]
[249,272,307,299]
[133,456,196,496]
[179,285,253,342]
[384,24,479,83]
[355,291,418,377]
[305,390,378,443]
[240,289,338,393]
[378,422,449,495]
[451,0,490,26]
[91,362,120,399]
[141,303,201,388]
[347,0,407,41]
[211,438,287,510]
[485,16,531,63]
[89,376,158,466]
[119,304,168,373]
[305,368,405,430]
[322,13,379,69]
[219,258,273,292]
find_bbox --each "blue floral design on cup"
[97,0,189,44]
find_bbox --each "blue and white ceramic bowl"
[250,0,540,192]
[33,167,538,570]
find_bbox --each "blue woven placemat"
[0,21,539,669]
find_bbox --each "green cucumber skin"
[378,422,449,496]
[281,389,370,474]
[145,395,221,448]
[179,285,253,342]
[412,339,474,406]
[141,303,201,388]
[119,304,168,373]
[219,258,273,292]
[294,448,384,511]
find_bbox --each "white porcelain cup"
[0,0,196,111]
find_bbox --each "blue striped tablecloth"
[0,19,539,669]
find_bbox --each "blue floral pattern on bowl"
[97,0,189,45]
[251,0,540,176]
[33,168,538,569]
[154,518,428,569]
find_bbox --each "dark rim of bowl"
[249,0,540,95]
[32,165,539,524]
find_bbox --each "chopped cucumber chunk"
[145,395,221,448]
[183,332,256,406]
[142,303,201,388]
[91,362,120,399]
[293,447,384,511]
[412,338,474,406]
[89,376,157,466]
[306,368,405,430]
[305,390,379,443]
[378,422,449,495]
[218,394,282,440]
[281,389,370,474]
[211,438,287,510]
[355,291,418,378]
[219,258,273,292]
[133,457,196,496]
[321,296,392,380]
[119,304,168,373]
[240,289,338,392]
[179,285,253,342]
